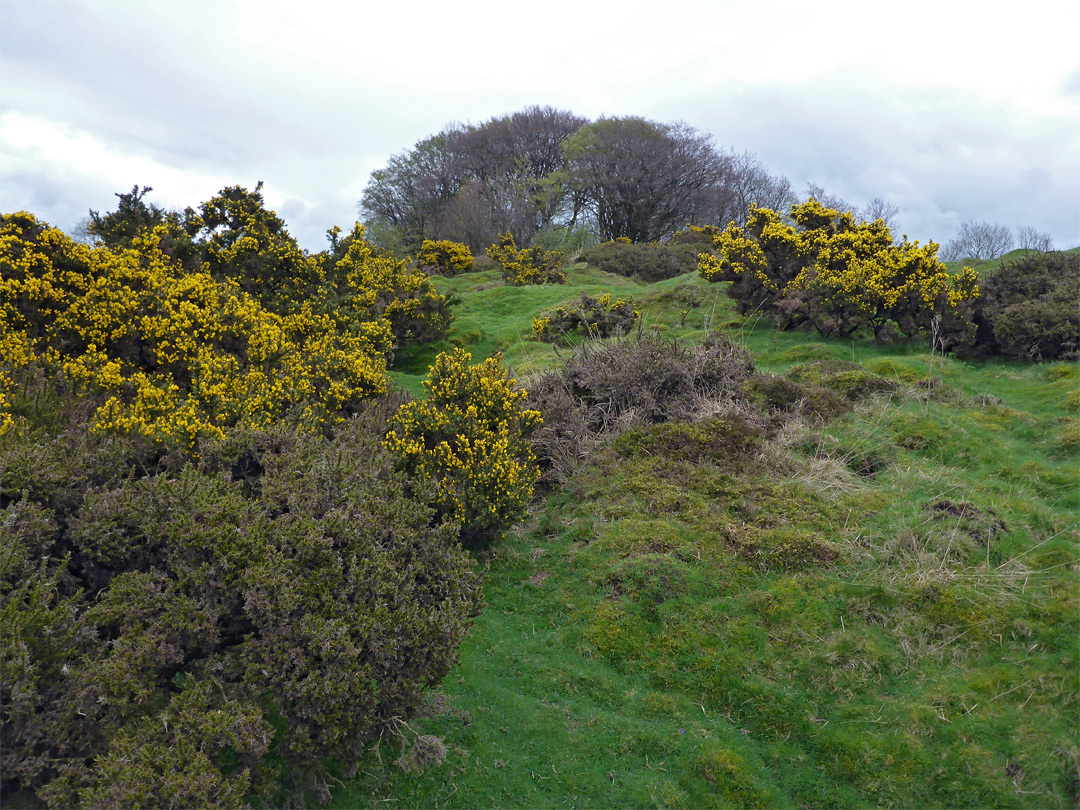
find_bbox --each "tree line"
[359,106,795,253]
[359,105,1059,262]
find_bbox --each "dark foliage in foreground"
[1,406,481,808]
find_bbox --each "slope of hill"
[329,263,1079,808]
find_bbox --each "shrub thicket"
[384,348,542,546]
[967,251,1079,360]
[699,201,980,348]
[579,238,701,282]
[0,212,391,445]
[532,292,638,342]
[0,192,521,808]
[485,232,566,286]
[196,183,326,313]
[1,199,456,443]
[1,413,480,807]
[327,224,453,344]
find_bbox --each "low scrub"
[532,292,638,342]
[580,238,701,282]
[485,232,565,286]
[384,348,542,546]
[527,332,755,485]
[698,202,980,348]
[968,250,1079,360]
[1,411,480,807]
[417,239,473,276]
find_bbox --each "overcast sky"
[2,0,1078,252]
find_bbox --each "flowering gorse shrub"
[330,225,453,344]
[532,292,638,342]
[486,232,566,286]
[196,183,325,314]
[1,212,391,444]
[417,239,474,275]
[698,201,980,346]
[384,348,542,545]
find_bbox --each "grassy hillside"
[319,264,1079,808]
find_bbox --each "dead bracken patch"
[395,734,448,774]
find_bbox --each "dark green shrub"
[1,411,480,807]
[970,251,1079,360]
[579,239,700,282]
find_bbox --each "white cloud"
[1,0,1077,250]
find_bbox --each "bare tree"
[360,107,585,252]
[941,221,1014,261]
[862,198,900,233]
[450,106,587,246]
[721,150,796,227]
[1016,225,1054,253]
[804,182,859,216]
[561,116,729,242]
[359,125,468,254]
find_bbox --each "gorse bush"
[196,183,326,314]
[699,201,980,348]
[532,292,638,342]
[1,189,457,444]
[417,239,474,276]
[0,413,481,807]
[0,190,519,807]
[485,232,566,286]
[384,348,542,546]
[579,237,702,282]
[969,250,1079,360]
[327,224,453,344]
[1,212,392,445]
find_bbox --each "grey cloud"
[653,79,1079,249]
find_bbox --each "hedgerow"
[486,232,566,286]
[699,201,980,348]
[384,348,542,546]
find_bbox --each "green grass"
[337,264,1079,808]
[388,266,724,393]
